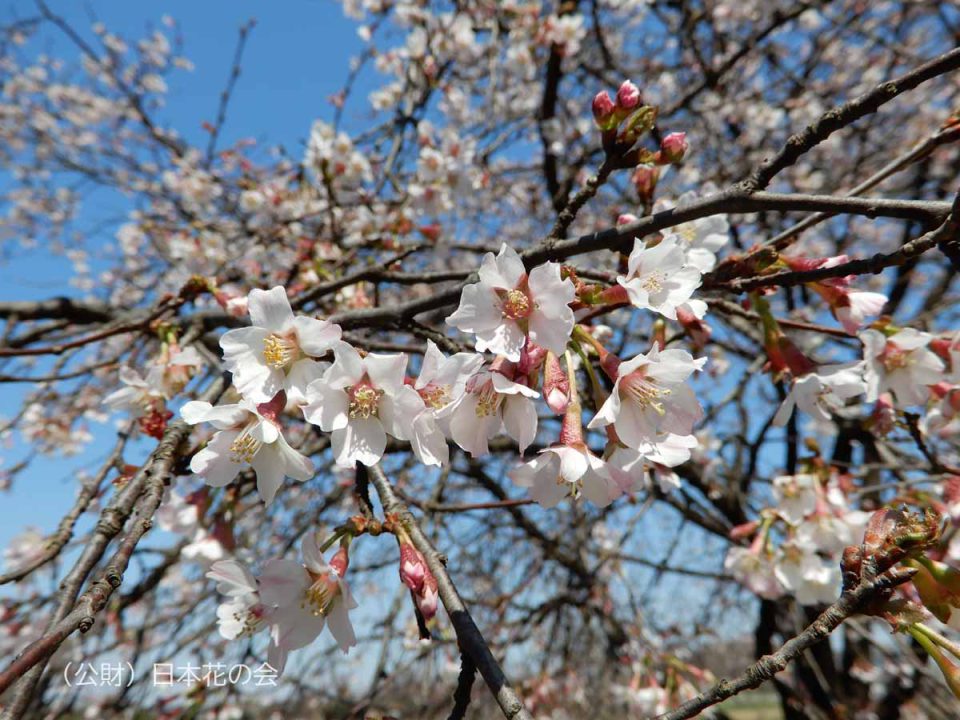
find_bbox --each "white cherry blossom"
[301,341,414,467]
[446,244,575,361]
[617,234,702,319]
[724,545,784,600]
[834,290,887,335]
[258,536,357,671]
[406,341,485,466]
[608,433,700,493]
[182,396,314,504]
[655,191,730,272]
[511,445,629,507]
[207,559,271,642]
[774,543,841,606]
[772,474,819,525]
[861,328,944,406]
[773,362,867,428]
[448,366,539,457]
[220,286,342,403]
[588,346,706,448]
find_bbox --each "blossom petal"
[302,384,350,432]
[190,431,242,487]
[260,558,309,607]
[364,352,408,395]
[333,418,386,467]
[502,395,537,454]
[293,316,341,356]
[248,286,295,332]
[325,601,357,653]
[207,559,257,597]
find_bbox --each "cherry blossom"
[724,544,784,600]
[617,235,703,319]
[773,362,867,428]
[771,474,819,525]
[512,446,628,508]
[448,365,539,457]
[258,536,357,669]
[446,244,575,361]
[406,341,485,466]
[181,395,314,504]
[654,191,729,272]
[861,328,944,407]
[219,286,342,404]
[774,543,841,606]
[301,341,413,467]
[207,559,271,641]
[588,346,706,448]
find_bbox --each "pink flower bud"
[616,213,639,226]
[615,80,641,111]
[398,539,439,622]
[399,543,426,593]
[729,520,760,542]
[417,584,439,621]
[783,255,831,272]
[592,91,616,129]
[631,164,660,203]
[869,393,896,435]
[542,352,570,414]
[659,132,688,163]
[778,335,816,376]
[215,291,248,318]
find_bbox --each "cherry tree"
[2,1,960,718]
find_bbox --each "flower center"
[620,372,669,415]
[262,333,298,370]
[347,382,383,419]
[501,288,533,320]
[640,271,666,293]
[473,381,502,418]
[418,383,451,410]
[675,223,697,244]
[229,425,262,464]
[302,574,339,617]
[230,603,267,636]
[882,345,909,372]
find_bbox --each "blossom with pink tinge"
[220,286,341,404]
[446,244,575,361]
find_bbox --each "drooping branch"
[365,464,535,720]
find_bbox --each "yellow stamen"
[262,333,297,369]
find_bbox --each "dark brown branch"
[740,46,960,192]
[366,464,535,720]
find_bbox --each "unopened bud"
[543,352,570,414]
[592,91,617,130]
[615,80,641,112]
[631,165,660,203]
[729,520,760,542]
[398,538,439,623]
[868,393,896,436]
[659,132,688,163]
[329,541,350,577]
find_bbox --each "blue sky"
[0,0,368,561]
